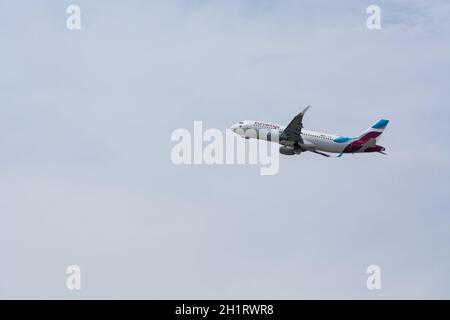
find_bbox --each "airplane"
[230,106,389,157]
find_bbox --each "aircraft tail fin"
[358,119,389,142]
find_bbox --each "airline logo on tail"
[359,119,389,141]
[342,119,389,154]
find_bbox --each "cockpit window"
[239,121,243,124]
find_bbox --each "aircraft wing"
[284,106,310,135]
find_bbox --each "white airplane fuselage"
[232,121,344,152]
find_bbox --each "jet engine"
[279,145,302,155]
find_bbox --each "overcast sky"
[0,0,449,299]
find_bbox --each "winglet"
[301,105,311,115]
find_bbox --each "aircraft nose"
[230,124,238,131]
